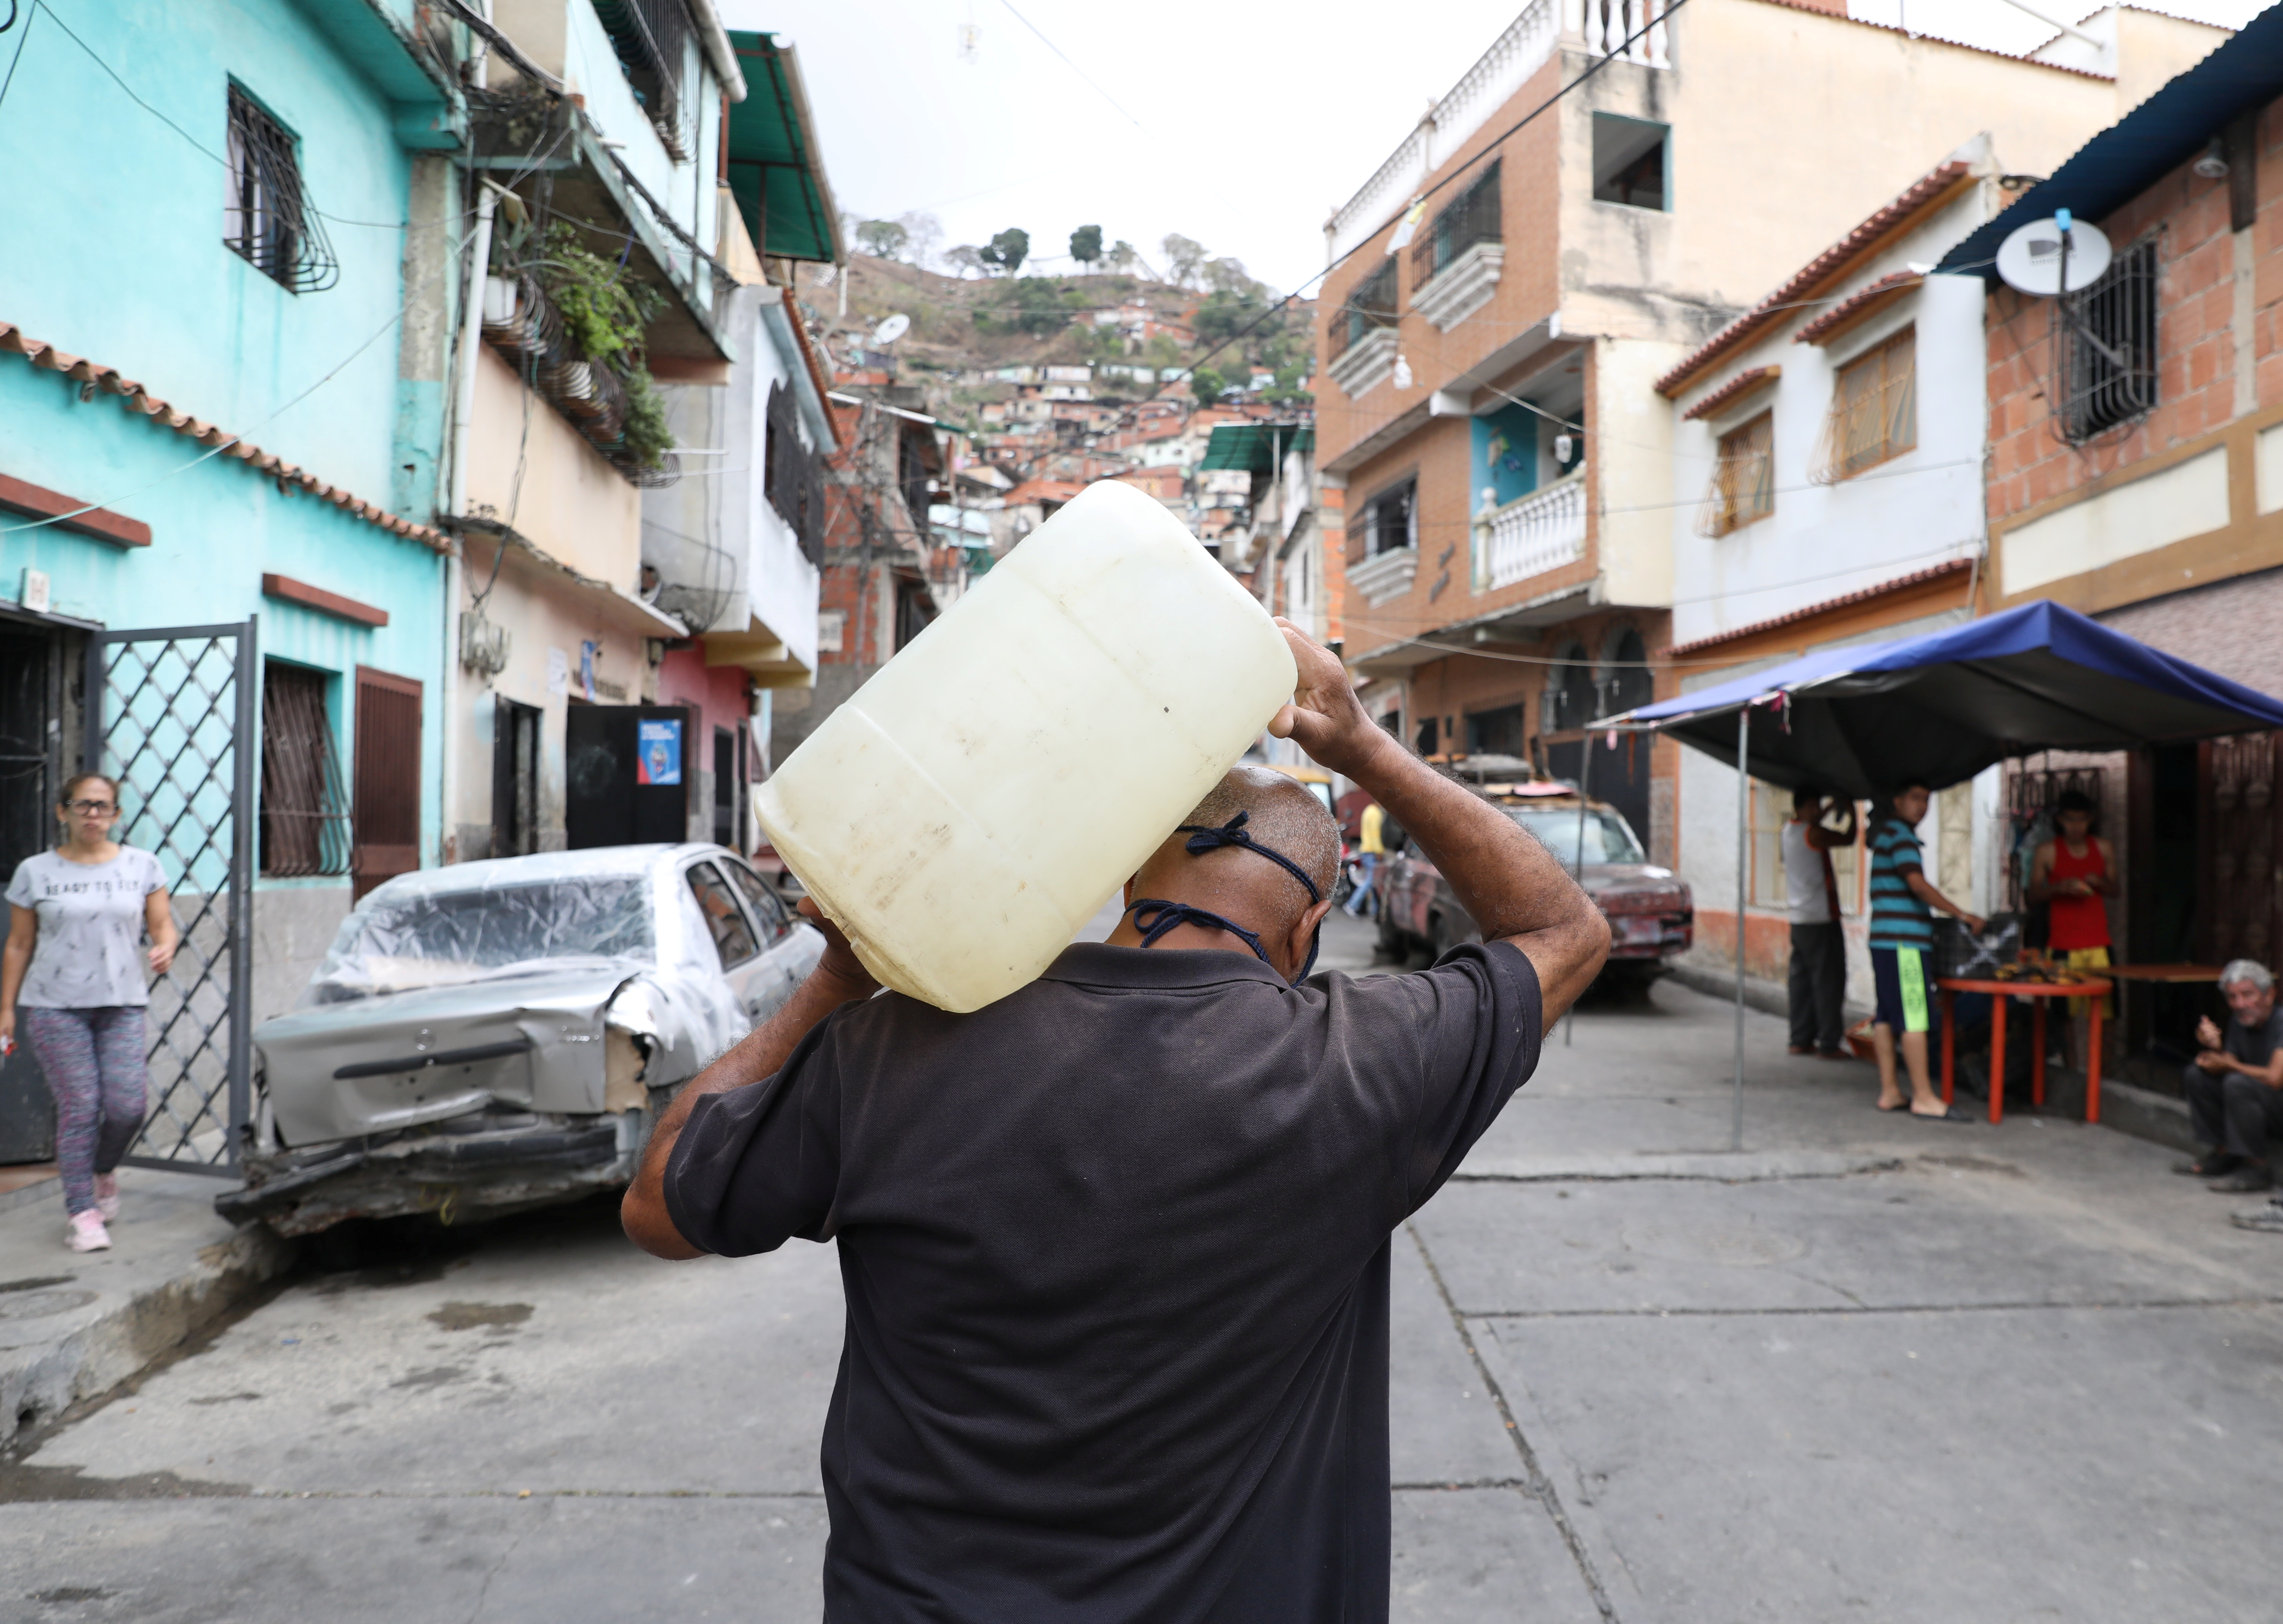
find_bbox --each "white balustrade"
[1569,0,1671,66]
[1475,469,1588,591]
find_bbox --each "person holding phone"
[0,773,177,1252]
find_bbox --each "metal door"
[85,620,257,1176]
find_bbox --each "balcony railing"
[1475,468,1587,591]
[1571,0,1671,65]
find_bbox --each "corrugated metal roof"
[1198,423,1314,472]
[1938,9,2283,278]
[726,31,842,265]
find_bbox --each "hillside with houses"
[789,241,1316,558]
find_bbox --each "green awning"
[1199,423,1314,473]
[726,32,842,264]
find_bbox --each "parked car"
[1377,776,1693,990]
[218,845,824,1235]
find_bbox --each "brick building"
[1939,11,2283,1044]
[1311,0,2223,863]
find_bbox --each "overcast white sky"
[726,0,2270,295]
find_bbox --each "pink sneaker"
[93,1174,120,1222]
[66,1211,111,1252]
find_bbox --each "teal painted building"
[0,0,467,1120]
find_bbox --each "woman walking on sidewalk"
[0,772,176,1252]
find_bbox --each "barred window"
[260,662,351,877]
[1701,412,1774,537]
[1413,161,1501,286]
[1331,259,1399,359]
[2058,237,2159,444]
[591,0,693,159]
[224,86,337,293]
[1816,328,1916,482]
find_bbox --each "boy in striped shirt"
[1869,783,1983,1121]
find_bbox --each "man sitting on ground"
[2177,959,2283,1197]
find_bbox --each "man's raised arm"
[1268,620,1609,1024]
[621,900,878,1259]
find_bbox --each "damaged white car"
[219,845,822,1236]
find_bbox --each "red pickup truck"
[1374,779,1693,991]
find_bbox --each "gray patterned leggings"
[22,1006,147,1216]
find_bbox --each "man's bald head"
[1131,765,1342,940]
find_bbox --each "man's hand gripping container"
[757,479,1298,1012]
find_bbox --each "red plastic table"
[1936,977,2112,1125]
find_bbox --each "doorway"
[0,627,56,1163]
[566,705,692,848]
[712,725,736,850]
[493,696,542,858]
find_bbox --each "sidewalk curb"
[1,1191,297,1447]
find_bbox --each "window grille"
[224,86,338,294]
[764,383,826,565]
[1412,161,1502,286]
[1699,411,1774,536]
[1813,328,1916,483]
[1330,259,1399,360]
[259,662,351,877]
[2056,237,2159,444]
[591,0,693,160]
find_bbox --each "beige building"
[1315,0,2228,859]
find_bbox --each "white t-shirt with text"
[6,846,167,1008]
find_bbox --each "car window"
[1506,806,1646,865]
[309,877,654,1002]
[685,862,760,968]
[721,857,789,942]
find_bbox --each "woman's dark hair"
[2054,789,2096,817]
[58,771,120,807]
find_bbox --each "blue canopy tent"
[1593,601,2283,1146]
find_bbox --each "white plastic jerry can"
[757,478,1297,1012]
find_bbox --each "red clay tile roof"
[1680,366,1780,422]
[1662,558,1974,658]
[0,319,448,551]
[1655,161,1975,398]
[1792,271,1922,345]
[1004,478,1087,506]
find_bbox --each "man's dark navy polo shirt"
[663,938,1544,1622]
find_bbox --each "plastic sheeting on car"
[308,876,655,1003]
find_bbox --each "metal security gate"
[85,620,257,1177]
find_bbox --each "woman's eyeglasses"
[64,800,120,816]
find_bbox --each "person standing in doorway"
[2028,789,2117,1054]
[1868,781,1981,1120]
[1344,798,1385,919]
[1783,789,1855,1059]
[0,773,176,1252]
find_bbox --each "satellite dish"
[1996,214,2112,297]
[872,312,912,346]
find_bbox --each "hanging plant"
[534,223,674,470]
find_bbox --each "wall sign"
[637,718,682,785]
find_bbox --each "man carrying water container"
[623,621,1609,1622]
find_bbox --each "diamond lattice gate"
[85,620,258,1177]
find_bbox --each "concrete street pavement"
[4,910,2279,1621]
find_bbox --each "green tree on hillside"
[980,228,1031,275]
[857,219,909,259]
[1161,233,1207,289]
[1189,364,1227,406]
[1069,224,1103,270]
